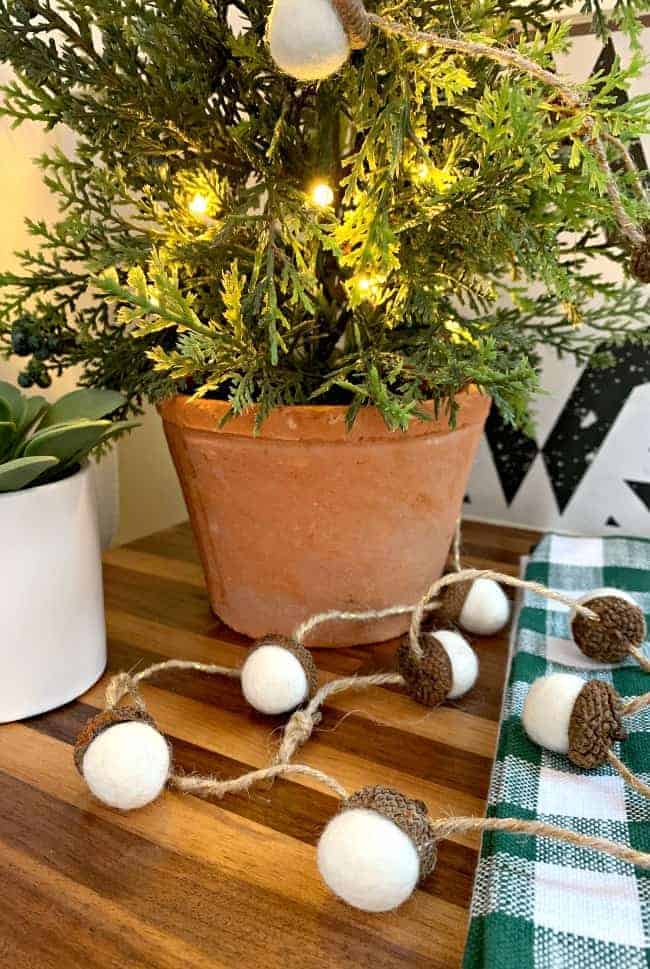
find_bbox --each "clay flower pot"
[158,390,490,647]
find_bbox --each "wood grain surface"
[0,519,540,969]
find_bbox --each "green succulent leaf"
[39,389,125,428]
[0,398,12,425]
[16,395,49,438]
[0,455,59,493]
[22,420,111,465]
[0,421,17,458]
[99,419,140,444]
[0,381,24,422]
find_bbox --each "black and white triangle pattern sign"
[466,27,650,535]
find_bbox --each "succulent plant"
[0,382,137,493]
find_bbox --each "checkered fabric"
[463,534,650,968]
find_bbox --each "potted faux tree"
[1,0,648,645]
[0,382,135,722]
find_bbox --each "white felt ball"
[459,578,511,636]
[522,673,585,754]
[433,629,479,699]
[267,0,350,81]
[569,587,636,626]
[82,721,170,811]
[241,643,309,715]
[317,808,419,912]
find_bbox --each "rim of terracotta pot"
[157,386,490,443]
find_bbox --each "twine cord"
[105,672,142,710]
[628,646,650,673]
[621,691,650,717]
[170,761,350,801]
[408,568,599,659]
[275,672,405,763]
[105,660,241,709]
[293,601,438,646]
[135,659,241,684]
[366,12,647,247]
[452,517,462,572]
[601,131,648,200]
[607,750,650,799]
[428,815,650,869]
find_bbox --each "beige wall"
[0,70,187,545]
[113,404,187,545]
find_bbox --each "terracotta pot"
[158,390,490,647]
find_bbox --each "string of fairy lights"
[185,180,390,303]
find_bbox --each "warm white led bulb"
[311,182,334,207]
[355,275,384,301]
[189,193,209,216]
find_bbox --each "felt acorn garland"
[74,655,650,912]
[73,536,650,913]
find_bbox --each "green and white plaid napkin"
[463,534,650,969]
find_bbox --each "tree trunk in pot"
[158,390,490,647]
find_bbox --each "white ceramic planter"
[0,464,106,723]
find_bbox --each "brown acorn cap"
[74,705,157,775]
[331,0,371,48]
[568,680,626,769]
[397,633,453,707]
[571,595,646,663]
[436,580,472,625]
[249,634,318,700]
[344,785,437,881]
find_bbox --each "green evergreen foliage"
[0,0,649,430]
[0,382,135,491]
